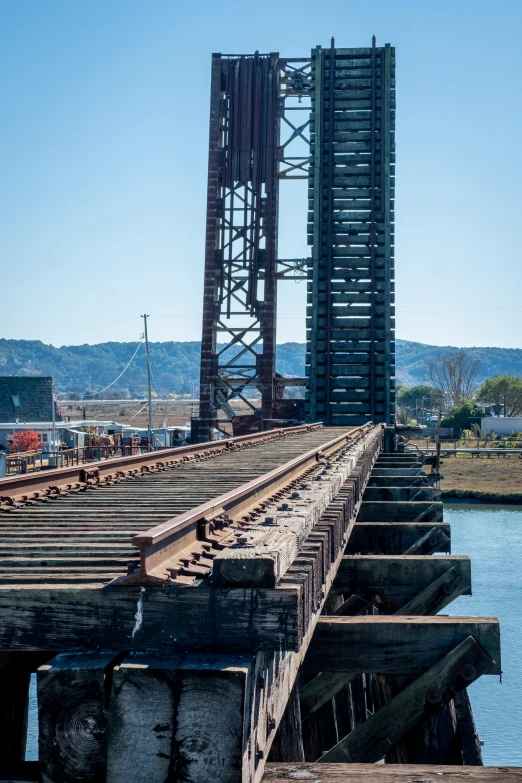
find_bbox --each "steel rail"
[125,422,374,584]
[0,423,324,506]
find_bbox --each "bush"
[441,402,483,437]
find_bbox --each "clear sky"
[2,0,522,349]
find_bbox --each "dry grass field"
[437,454,522,496]
[58,398,258,431]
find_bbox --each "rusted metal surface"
[196,54,314,443]
[0,424,365,588]
[197,53,281,441]
[0,423,323,508]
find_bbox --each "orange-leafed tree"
[8,430,45,453]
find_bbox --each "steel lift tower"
[195,41,395,443]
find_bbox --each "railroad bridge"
[0,41,513,783]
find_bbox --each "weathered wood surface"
[213,438,369,588]
[263,763,522,782]
[367,475,430,486]
[320,636,493,763]
[301,671,358,720]
[304,617,501,674]
[346,523,451,554]
[454,689,484,765]
[363,486,433,501]
[268,681,305,763]
[333,555,471,602]
[0,584,302,652]
[356,501,442,522]
[403,526,450,555]
[396,567,470,616]
[300,565,468,718]
[38,652,120,783]
[107,653,181,783]
[106,651,256,783]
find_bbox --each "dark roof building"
[0,377,62,423]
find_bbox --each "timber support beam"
[319,636,495,764]
[304,616,501,674]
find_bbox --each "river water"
[445,503,522,766]
[25,503,522,765]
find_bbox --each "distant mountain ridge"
[1,338,521,396]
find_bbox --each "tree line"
[397,349,522,434]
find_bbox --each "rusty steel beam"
[0,423,324,508]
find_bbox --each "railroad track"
[0,424,367,587]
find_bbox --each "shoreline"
[442,489,522,505]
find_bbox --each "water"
[446,503,522,766]
[27,675,37,760]
[25,504,522,765]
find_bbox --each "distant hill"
[395,339,522,386]
[1,338,522,397]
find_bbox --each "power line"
[83,341,143,397]
[60,316,140,337]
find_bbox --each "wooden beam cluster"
[1,426,381,782]
[306,44,396,426]
[0,442,506,780]
[293,449,500,769]
[0,427,382,654]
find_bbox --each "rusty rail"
[0,422,323,508]
[124,423,374,584]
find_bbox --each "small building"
[481,416,522,436]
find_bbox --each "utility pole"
[142,314,154,451]
[51,379,56,463]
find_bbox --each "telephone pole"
[142,314,154,450]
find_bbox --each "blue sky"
[2,0,522,349]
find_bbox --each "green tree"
[441,402,483,437]
[396,384,441,410]
[476,375,522,417]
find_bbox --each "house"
[481,416,522,436]
[0,377,61,424]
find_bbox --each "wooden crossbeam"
[333,555,471,603]
[319,636,493,763]
[363,486,434,502]
[300,567,469,717]
[0,585,302,652]
[357,501,443,523]
[346,523,451,554]
[263,763,522,782]
[304,617,501,674]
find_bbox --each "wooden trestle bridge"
[0,38,516,783]
[0,421,511,782]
